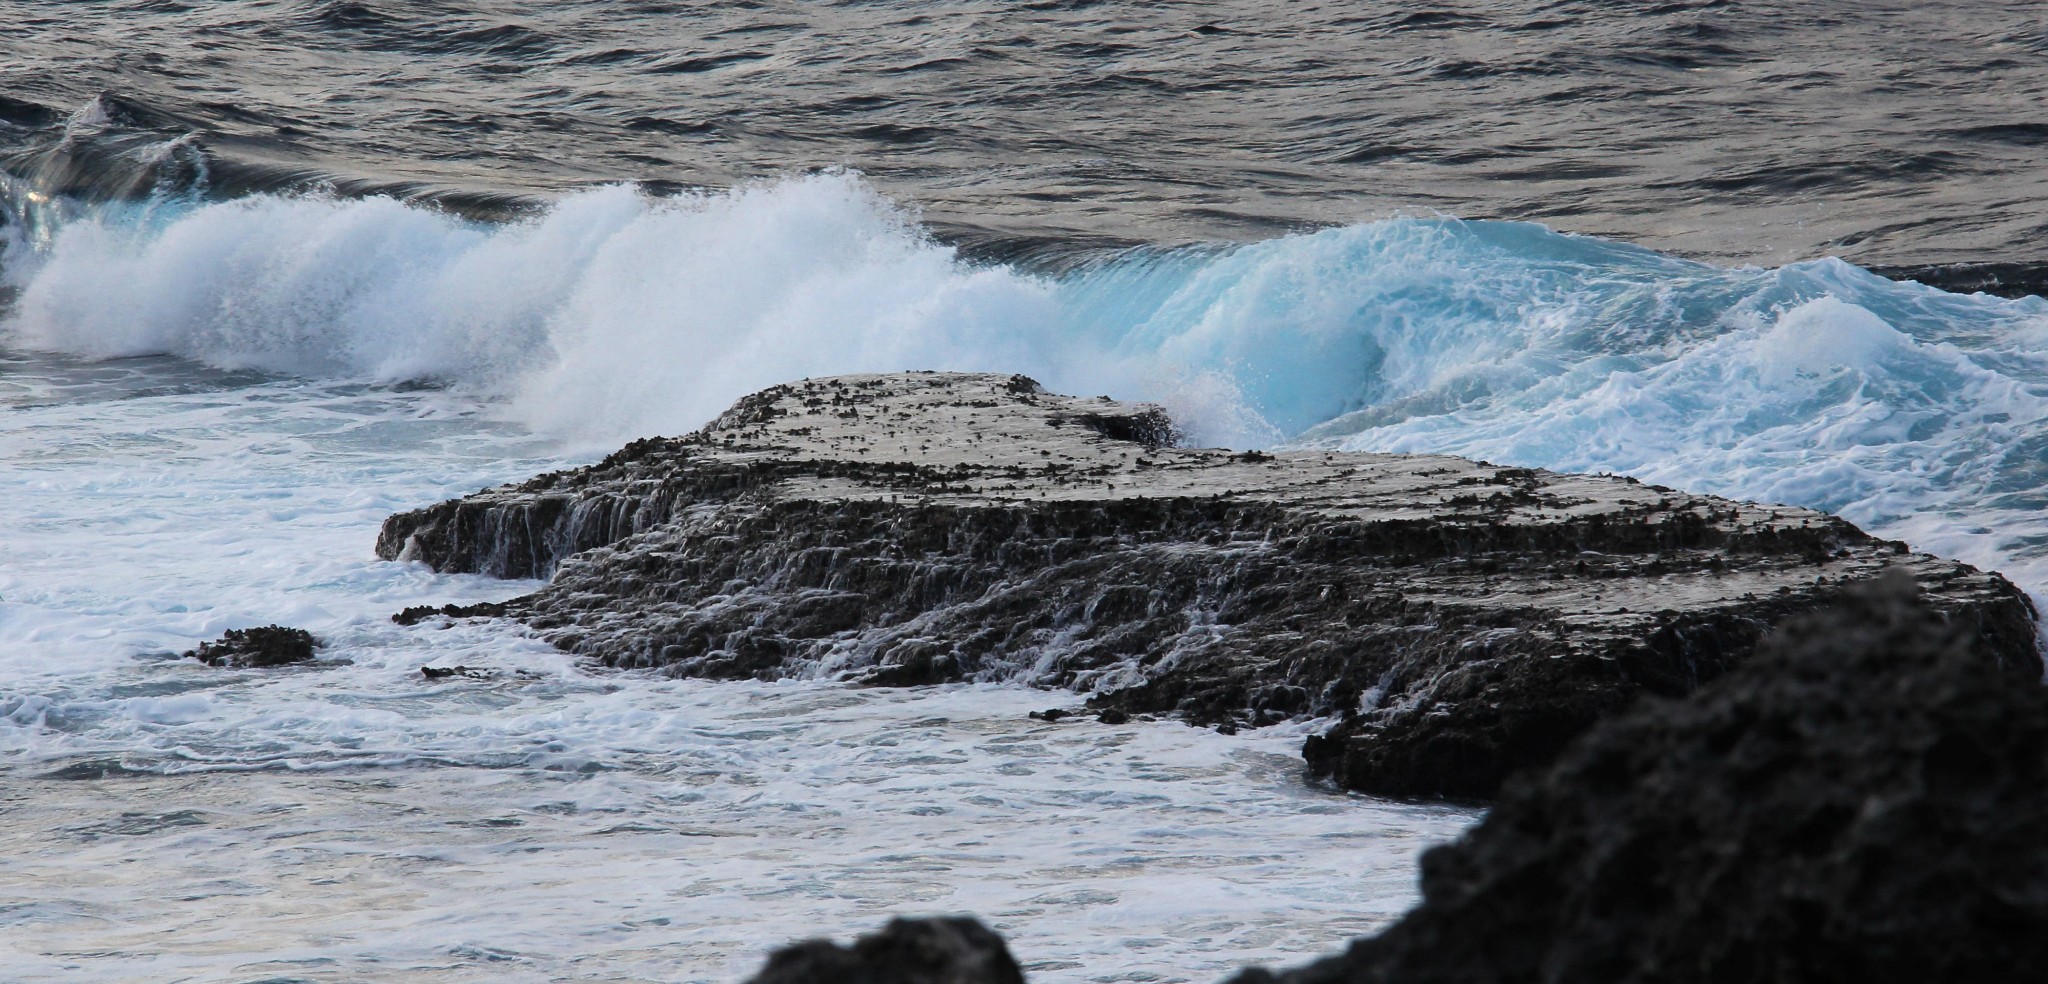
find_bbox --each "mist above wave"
[3,174,1040,442]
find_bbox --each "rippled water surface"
[6,0,2048,265]
[3,696,1461,983]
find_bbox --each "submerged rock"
[420,664,493,680]
[1230,576,2048,984]
[393,600,509,626]
[378,372,2038,800]
[184,625,317,668]
[743,916,1024,984]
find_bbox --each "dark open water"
[6,0,2048,273]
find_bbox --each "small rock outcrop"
[184,625,317,668]
[377,372,2039,800]
[743,917,1024,984]
[1231,577,2048,984]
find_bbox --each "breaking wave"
[5,171,2047,593]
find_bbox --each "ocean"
[3,2,2046,981]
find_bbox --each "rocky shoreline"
[376,372,2038,800]
[740,578,2048,983]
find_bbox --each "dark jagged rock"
[1231,577,2048,984]
[1871,260,2048,301]
[743,916,1024,984]
[419,665,542,682]
[393,601,509,626]
[378,372,2039,800]
[184,625,317,668]
[420,664,491,680]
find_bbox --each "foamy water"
[4,174,2046,981]
[0,350,1472,983]
[5,686,1456,984]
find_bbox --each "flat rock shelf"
[377,372,2039,801]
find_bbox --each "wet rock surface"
[379,372,2039,800]
[419,664,493,681]
[183,625,317,668]
[1229,577,2048,984]
[743,917,1024,984]
[392,600,510,626]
